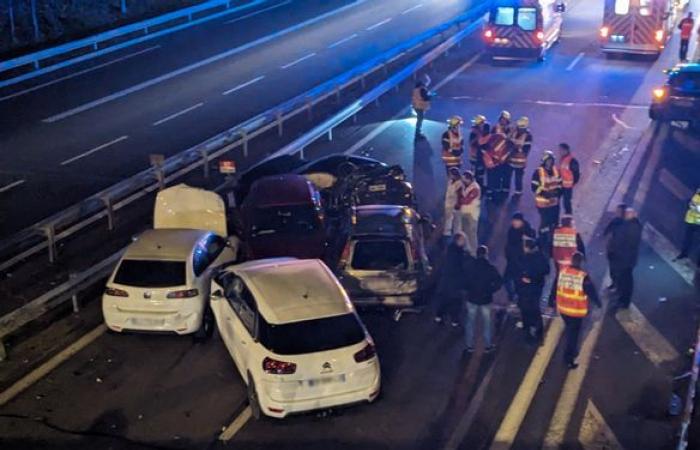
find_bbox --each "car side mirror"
[211,290,223,300]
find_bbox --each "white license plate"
[368,184,386,192]
[132,318,164,327]
[308,374,345,387]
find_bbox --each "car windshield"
[251,205,319,236]
[113,259,186,287]
[259,313,366,355]
[351,240,408,271]
[670,72,700,95]
[517,7,537,31]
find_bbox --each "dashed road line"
[224,0,293,24]
[0,46,162,102]
[577,399,625,450]
[616,303,680,367]
[643,222,696,286]
[223,75,266,95]
[566,52,585,71]
[0,324,107,407]
[367,18,392,31]
[402,3,424,14]
[328,33,359,49]
[0,179,26,193]
[219,406,252,441]
[153,102,204,126]
[281,52,316,69]
[60,135,129,166]
[658,168,693,201]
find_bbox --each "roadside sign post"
[219,160,237,209]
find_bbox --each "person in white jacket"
[458,170,481,255]
[443,167,463,241]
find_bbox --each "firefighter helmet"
[542,150,555,162]
[516,116,529,128]
[447,115,464,127]
[500,110,512,121]
[471,114,487,126]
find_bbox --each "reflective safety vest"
[680,18,694,40]
[534,167,561,209]
[552,226,578,267]
[442,129,463,168]
[482,134,509,169]
[412,87,430,111]
[469,126,489,163]
[556,267,589,318]
[508,130,531,169]
[559,154,575,189]
[685,192,700,225]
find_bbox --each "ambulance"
[599,0,681,56]
[483,0,566,62]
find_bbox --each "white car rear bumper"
[102,296,203,334]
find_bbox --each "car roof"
[124,229,208,260]
[233,258,353,325]
[670,62,700,73]
[246,174,315,207]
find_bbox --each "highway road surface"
[0,0,476,238]
[0,0,699,449]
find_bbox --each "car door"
[219,276,258,376]
[210,272,237,356]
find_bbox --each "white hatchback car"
[210,258,381,419]
[102,184,237,339]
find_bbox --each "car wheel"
[193,307,214,343]
[247,374,262,420]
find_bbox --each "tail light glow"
[536,31,545,42]
[354,342,377,363]
[263,357,297,375]
[105,287,128,297]
[166,288,199,299]
[484,29,494,41]
[654,29,664,43]
[600,26,610,38]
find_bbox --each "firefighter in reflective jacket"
[558,143,580,215]
[531,151,562,244]
[555,252,600,369]
[676,188,700,262]
[551,216,586,268]
[507,117,532,195]
[469,115,490,186]
[442,116,464,172]
[483,131,510,197]
[493,110,512,136]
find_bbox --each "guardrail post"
[360,76,366,89]
[42,224,57,264]
[241,130,249,157]
[154,166,165,190]
[70,273,80,313]
[101,196,115,231]
[335,87,341,103]
[383,64,388,76]
[306,101,313,120]
[327,128,333,142]
[276,112,284,136]
[200,148,210,179]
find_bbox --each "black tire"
[247,375,262,420]
[193,306,214,343]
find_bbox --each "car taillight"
[354,342,376,363]
[600,26,610,38]
[654,29,664,43]
[536,31,545,42]
[166,288,199,299]
[652,87,667,101]
[104,287,128,297]
[484,28,494,41]
[263,357,297,374]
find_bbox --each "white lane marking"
[367,18,392,31]
[566,52,585,71]
[612,113,636,129]
[402,3,424,14]
[328,33,358,49]
[577,399,625,450]
[0,46,162,102]
[643,222,696,286]
[450,96,648,110]
[219,406,252,441]
[0,179,26,193]
[280,52,316,69]
[490,320,564,450]
[0,324,107,407]
[616,303,680,366]
[60,135,129,166]
[152,102,204,126]
[42,0,369,123]
[632,124,667,209]
[224,0,293,24]
[659,168,693,201]
[344,52,482,156]
[223,75,265,95]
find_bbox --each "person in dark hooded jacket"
[608,208,642,309]
[516,238,550,342]
[434,232,473,326]
[465,246,502,352]
[503,212,536,303]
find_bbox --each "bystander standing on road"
[678,12,695,62]
[603,203,627,290]
[507,116,532,195]
[608,208,642,311]
[503,212,536,303]
[516,238,550,343]
[465,245,503,353]
[555,252,601,369]
[676,188,700,265]
[442,167,463,244]
[457,170,481,255]
[531,151,563,249]
[434,232,473,327]
[557,143,580,215]
[412,75,433,140]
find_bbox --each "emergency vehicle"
[599,0,681,56]
[483,0,566,61]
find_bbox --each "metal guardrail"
[0,0,263,88]
[0,2,489,274]
[677,324,700,450]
